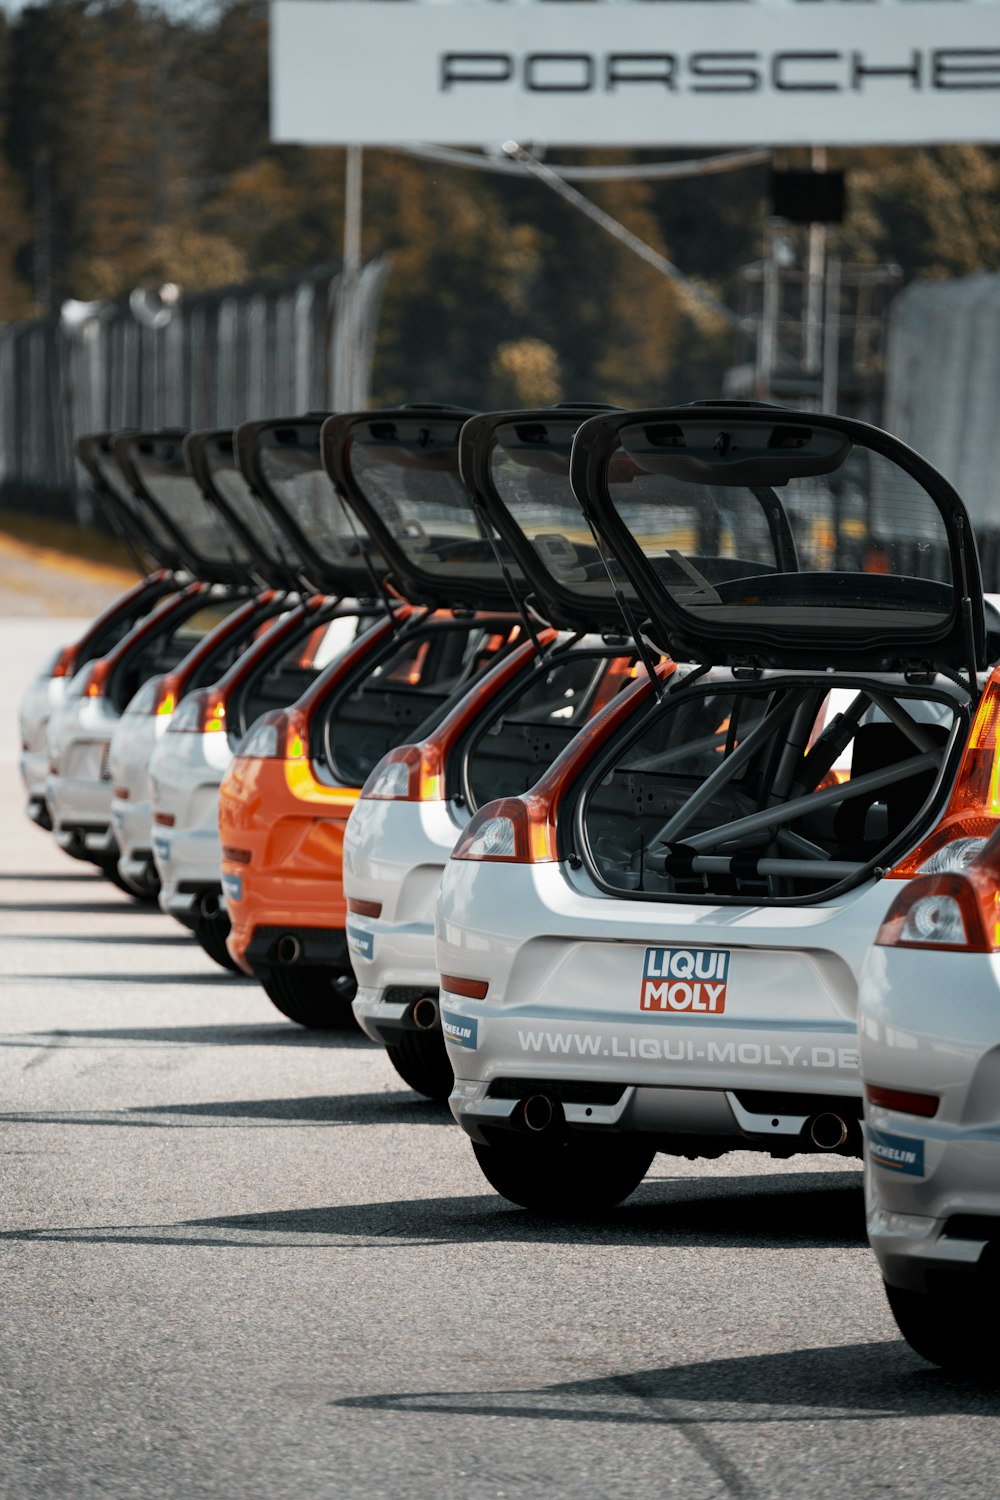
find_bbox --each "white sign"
[271,2,1000,146]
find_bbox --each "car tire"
[259,964,359,1030]
[884,1280,995,1371]
[472,1135,654,1213]
[193,911,245,975]
[386,1028,454,1101]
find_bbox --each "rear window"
[137,467,254,568]
[204,445,293,567]
[603,418,954,633]
[257,439,380,575]
[489,421,606,600]
[347,416,504,587]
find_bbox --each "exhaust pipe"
[276,934,302,965]
[199,890,220,921]
[520,1094,557,1134]
[809,1112,849,1151]
[412,996,439,1031]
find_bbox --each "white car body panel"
[44,687,119,857]
[859,944,1000,1292]
[346,796,466,1038]
[19,662,68,819]
[108,709,173,890]
[435,850,913,1151]
[149,725,235,924]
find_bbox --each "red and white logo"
[640,947,729,1015]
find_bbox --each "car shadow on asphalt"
[12,931,194,944]
[0,1022,374,1047]
[331,1339,1000,1423]
[0,1089,449,1131]
[0,1173,868,1250]
[1,901,152,915]
[9,971,252,985]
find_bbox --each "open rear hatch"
[76,432,187,575]
[234,415,387,601]
[458,406,636,634]
[113,430,257,587]
[184,428,305,590]
[570,404,984,675]
[321,406,536,611]
[568,405,987,904]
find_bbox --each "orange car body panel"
[219,753,359,973]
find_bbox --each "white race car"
[859,813,1000,1372]
[345,406,640,1099]
[149,414,384,967]
[19,433,184,830]
[434,403,1000,1213]
[107,423,310,900]
[46,426,260,893]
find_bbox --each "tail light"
[875,865,999,952]
[359,634,557,804]
[865,1084,939,1118]
[168,688,228,735]
[83,659,112,698]
[889,670,1000,878]
[235,708,308,761]
[452,662,674,865]
[125,674,178,718]
[361,742,445,802]
[156,673,180,717]
[52,645,77,679]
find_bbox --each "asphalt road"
[2,613,1000,1500]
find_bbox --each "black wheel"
[259,964,359,1030]
[472,1135,654,1213]
[193,910,245,975]
[386,1027,454,1101]
[884,1280,996,1372]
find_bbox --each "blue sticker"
[153,836,170,864]
[441,1011,478,1051]
[868,1127,925,1177]
[221,873,243,903]
[346,922,373,961]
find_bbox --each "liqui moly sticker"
[640,947,730,1015]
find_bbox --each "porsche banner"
[271,2,1000,147]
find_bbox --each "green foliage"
[1,1,999,403]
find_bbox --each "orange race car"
[219,406,527,1027]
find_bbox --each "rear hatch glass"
[322,408,521,610]
[184,429,301,586]
[459,408,628,632]
[114,431,255,585]
[234,416,386,597]
[76,432,185,572]
[571,406,983,671]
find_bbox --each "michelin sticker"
[442,1011,478,1051]
[221,873,243,903]
[641,947,729,1015]
[868,1127,925,1177]
[346,922,374,961]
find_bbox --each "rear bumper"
[866,1126,1000,1293]
[243,924,351,976]
[353,984,440,1046]
[449,1073,862,1155]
